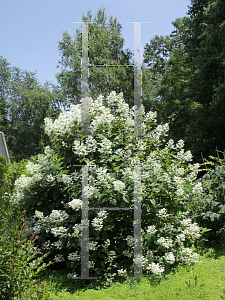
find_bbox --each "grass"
[35,243,225,300]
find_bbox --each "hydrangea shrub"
[11,91,203,287]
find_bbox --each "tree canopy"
[143,0,225,164]
[56,7,134,110]
[0,56,62,162]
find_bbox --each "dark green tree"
[143,0,225,164]
[185,0,225,160]
[0,57,11,131]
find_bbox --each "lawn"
[36,243,225,300]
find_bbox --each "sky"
[0,0,191,87]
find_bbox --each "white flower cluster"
[42,240,51,250]
[164,223,174,232]
[146,225,157,235]
[54,254,65,263]
[94,166,113,186]
[72,223,81,237]
[153,162,162,175]
[85,136,98,153]
[192,182,203,194]
[175,149,193,162]
[157,237,173,249]
[68,252,80,261]
[91,210,108,231]
[108,254,116,263]
[156,208,170,219]
[45,174,55,183]
[176,167,185,176]
[91,217,104,231]
[26,161,41,175]
[73,139,88,156]
[113,180,126,193]
[146,262,165,277]
[35,210,44,219]
[56,174,72,185]
[176,140,185,149]
[126,235,134,247]
[82,184,100,199]
[51,226,67,238]
[180,218,192,227]
[117,268,127,276]
[13,175,33,202]
[122,249,133,258]
[88,261,95,269]
[88,95,115,134]
[183,223,201,239]
[115,148,125,157]
[33,222,42,235]
[45,104,81,137]
[180,218,201,239]
[176,233,186,244]
[149,123,169,144]
[51,240,63,250]
[89,241,99,251]
[164,252,176,264]
[97,210,108,220]
[181,248,199,265]
[98,137,113,154]
[67,273,77,279]
[173,176,185,196]
[67,199,82,211]
[49,210,69,224]
[144,110,157,124]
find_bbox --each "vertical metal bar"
[81,165,89,278]
[133,22,142,137]
[81,21,89,136]
[133,164,142,279]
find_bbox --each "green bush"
[11,92,203,290]
[193,151,225,246]
[0,155,54,299]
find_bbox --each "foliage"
[56,6,134,110]
[143,0,225,164]
[193,150,225,246]
[0,56,63,162]
[0,155,54,299]
[11,91,203,290]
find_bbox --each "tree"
[0,56,62,162]
[185,0,225,160]
[56,7,134,110]
[0,57,11,130]
[143,0,225,164]
[142,34,174,124]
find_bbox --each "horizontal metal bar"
[88,64,135,67]
[88,207,134,210]
[73,277,98,279]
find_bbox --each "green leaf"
[104,225,114,230]
[113,166,120,171]
[123,194,129,203]
[150,199,156,205]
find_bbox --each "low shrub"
[193,150,225,246]
[0,154,54,299]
